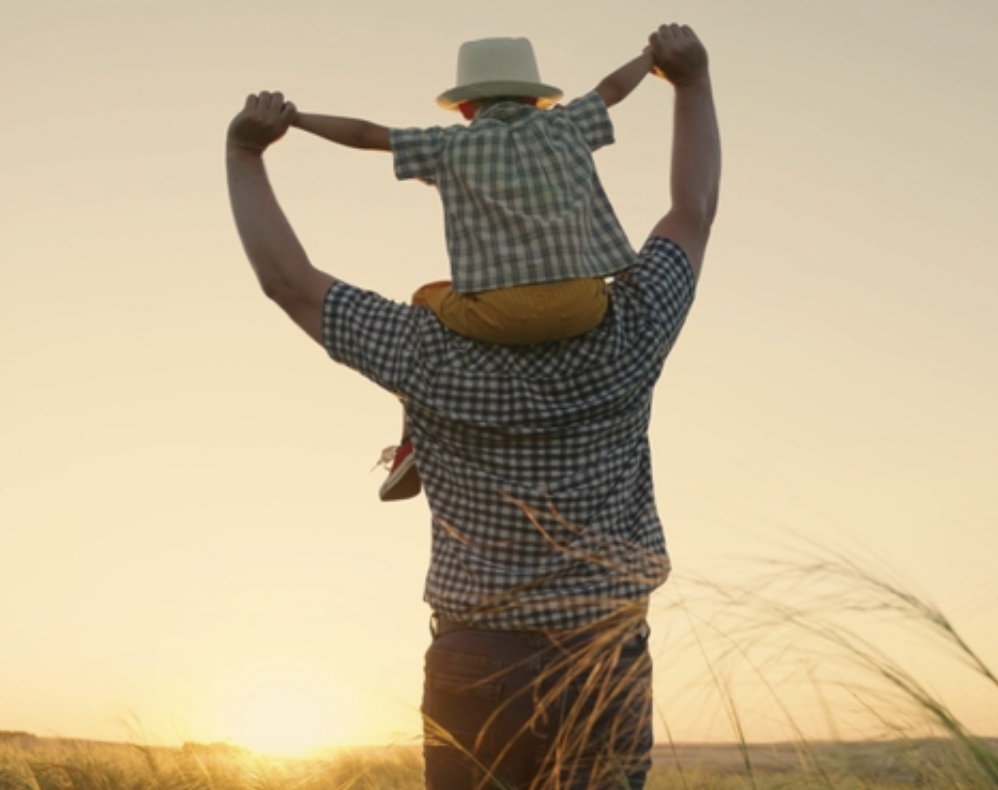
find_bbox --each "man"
[226,23,720,790]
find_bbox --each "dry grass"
[0,739,424,790]
[2,543,995,788]
[652,542,998,788]
[2,737,996,789]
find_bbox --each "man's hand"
[649,24,709,88]
[227,91,298,156]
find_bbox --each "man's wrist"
[670,72,712,91]
[226,137,267,160]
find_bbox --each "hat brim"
[437,80,563,110]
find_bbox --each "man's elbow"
[256,269,295,307]
[703,191,720,227]
[652,198,717,253]
[679,194,719,233]
[254,264,334,334]
[259,277,283,304]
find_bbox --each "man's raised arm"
[227,91,334,344]
[648,25,721,281]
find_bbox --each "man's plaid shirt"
[323,237,696,631]
[390,91,636,293]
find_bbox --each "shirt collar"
[474,101,538,124]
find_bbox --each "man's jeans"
[421,621,653,790]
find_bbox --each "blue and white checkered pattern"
[323,237,695,631]
[390,91,636,293]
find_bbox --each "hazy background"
[3,0,996,753]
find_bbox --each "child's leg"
[412,279,608,345]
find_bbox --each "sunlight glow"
[213,671,359,757]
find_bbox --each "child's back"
[392,88,635,294]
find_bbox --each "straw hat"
[436,37,563,110]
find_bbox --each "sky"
[2,0,997,755]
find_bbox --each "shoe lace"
[372,445,398,472]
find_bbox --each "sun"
[212,670,362,757]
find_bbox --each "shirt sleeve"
[559,91,615,153]
[322,280,420,395]
[390,125,454,185]
[610,237,697,344]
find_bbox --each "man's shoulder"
[614,237,694,286]
[323,280,419,349]
[613,236,696,317]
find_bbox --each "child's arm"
[595,50,655,109]
[293,112,392,151]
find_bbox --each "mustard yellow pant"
[412,278,609,345]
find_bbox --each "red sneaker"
[378,439,422,501]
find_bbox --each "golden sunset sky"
[2,0,996,754]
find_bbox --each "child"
[293,37,655,500]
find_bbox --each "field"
[3,548,995,789]
[2,736,998,789]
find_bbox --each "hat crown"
[437,37,562,109]
[455,38,543,87]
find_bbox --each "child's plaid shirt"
[390,91,636,293]
[323,237,696,632]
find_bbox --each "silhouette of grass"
[653,538,998,788]
[2,542,994,788]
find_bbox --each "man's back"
[322,236,695,630]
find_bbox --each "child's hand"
[227,91,298,155]
[648,24,709,87]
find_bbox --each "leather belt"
[429,612,651,640]
[430,613,474,638]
